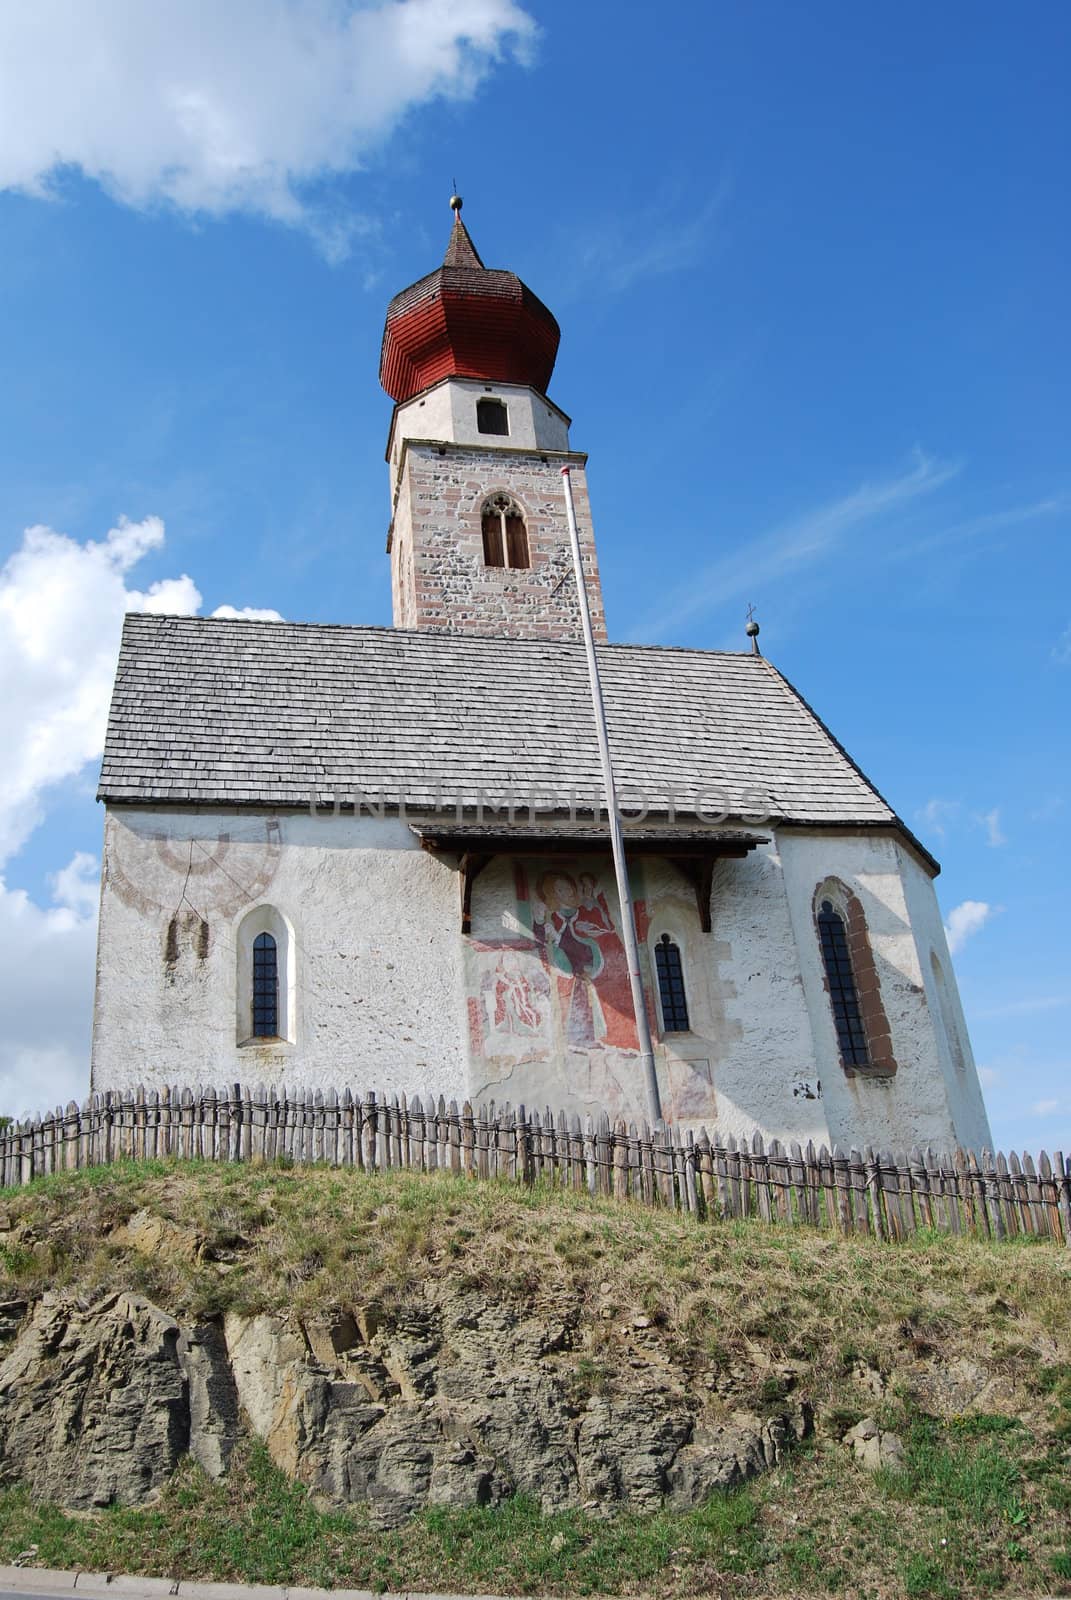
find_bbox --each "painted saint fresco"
[464,856,720,1123]
[531,867,639,1052]
[467,861,638,1066]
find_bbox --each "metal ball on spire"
[450,192,463,214]
[745,603,762,655]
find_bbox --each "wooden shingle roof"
[98,614,934,869]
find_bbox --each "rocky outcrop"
[0,1283,810,1522]
[843,1415,907,1473]
[0,1291,237,1507]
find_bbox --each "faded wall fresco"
[464,857,722,1124]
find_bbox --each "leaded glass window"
[252,931,279,1038]
[817,900,869,1066]
[655,934,690,1033]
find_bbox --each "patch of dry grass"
[1,1160,1070,1598]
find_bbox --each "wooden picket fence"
[1,1084,1069,1246]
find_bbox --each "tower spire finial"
[745,603,762,656]
[450,184,463,217]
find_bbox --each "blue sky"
[0,0,1067,1150]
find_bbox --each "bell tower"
[380,198,607,641]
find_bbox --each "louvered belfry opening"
[476,397,509,435]
[481,494,530,570]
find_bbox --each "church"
[90,199,992,1155]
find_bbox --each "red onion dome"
[379,201,560,404]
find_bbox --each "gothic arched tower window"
[481,494,530,570]
[380,199,607,639]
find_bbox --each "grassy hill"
[1,1159,1069,1599]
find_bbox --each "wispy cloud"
[978,1066,1000,1088]
[1028,795,1065,823]
[1031,1098,1059,1117]
[977,995,1070,1020]
[1053,624,1071,666]
[554,174,732,300]
[635,447,961,643]
[945,899,993,954]
[919,800,1006,847]
[888,495,1068,564]
[917,797,961,840]
[975,807,1006,848]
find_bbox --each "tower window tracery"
[481,494,530,570]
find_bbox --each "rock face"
[0,1291,237,1507]
[0,1284,809,1522]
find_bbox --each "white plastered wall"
[92,808,992,1154]
[777,829,992,1154]
[91,807,469,1101]
[700,843,831,1147]
[389,378,571,492]
[898,846,993,1152]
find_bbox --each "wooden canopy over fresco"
[410,823,767,935]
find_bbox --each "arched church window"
[655,933,690,1033]
[252,932,279,1038]
[816,901,869,1067]
[476,397,509,436]
[481,494,530,570]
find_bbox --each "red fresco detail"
[466,995,485,1054]
[531,865,639,1054]
[634,898,650,943]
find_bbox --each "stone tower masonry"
[379,201,607,641]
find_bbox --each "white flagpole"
[560,466,662,1125]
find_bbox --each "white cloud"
[637,447,961,642]
[1031,1098,1059,1117]
[0,514,188,860]
[0,854,99,1119]
[0,0,535,256]
[210,605,284,621]
[0,512,284,1116]
[0,513,280,863]
[977,1066,1000,1089]
[49,850,101,919]
[944,899,992,954]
